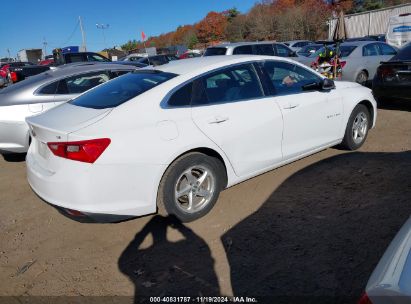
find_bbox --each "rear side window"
[340,46,357,57]
[391,43,411,60]
[255,44,275,56]
[69,70,177,109]
[275,44,292,57]
[233,45,253,55]
[66,54,86,63]
[204,47,227,56]
[38,81,59,94]
[194,64,263,105]
[56,71,110,94]
[168,82,193,107]
[378,43,397,56]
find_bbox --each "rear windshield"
[204,47,227,56]
[391,43,411,61]
[69,70,177,109]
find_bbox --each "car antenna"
[141,30,153,68]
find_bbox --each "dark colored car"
[54,52,111,65]
[372,42,411,102]
[0,62,37,86]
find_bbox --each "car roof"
[341,40,382,47]
[210,41,280,48]
[148,55,297,76]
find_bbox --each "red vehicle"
[178,51,201,59]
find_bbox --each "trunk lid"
[26,103,111,167]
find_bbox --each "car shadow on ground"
[222,151,411,304]
[378,99,411,112]
[1,153,26,162]
[118,215,220,301]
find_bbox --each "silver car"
[360,216,411,304]
[295,41,398,84]
[283,40,313,51]
[203,41,298,58]
[0,63,136,154]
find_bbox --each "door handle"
[208,116,229,124]
[283,104,299,110]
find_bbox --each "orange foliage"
[195,11,228,43]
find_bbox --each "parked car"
[283,40,313,51]
[298,41,398,84]
[0,63,136,154]
[358,216,411,304]
[296,44,324,57]
[372,42,411,102]
[134,54,178,66]
[203,41,298,58]
[25,56,376,222]
[0,62,35,87]
[8,64,51,84]
[53,51,111,65]
[118,53,147,62]
[179,51,201,59]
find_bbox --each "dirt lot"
[0,102,410,303]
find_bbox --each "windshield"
[390,43,411,61]
[204,47,227,56]
[69,70,177,109]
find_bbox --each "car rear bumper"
[26,146,167,220]
[373,83,411,101]
[0,120,30,153]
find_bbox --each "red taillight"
[378,65,396,81]
[340,61,347,68]
[10,71,17,83]
[358,292,373,304]
[47,138,111,163]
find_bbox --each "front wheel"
[355,71,368,85]
[157,152,226,222]
[340,104,371,150]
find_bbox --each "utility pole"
[42,37,47,59]
[79,16,87,52]
[6,48,11,60]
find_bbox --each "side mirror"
[322,78,335,90]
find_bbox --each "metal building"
[328,3,411,39]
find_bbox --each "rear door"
[362,43,383,78]
[191,63,283,177]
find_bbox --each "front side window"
[69,70,177,109]
[233,45,253,55]
[263,61,322,95]
[56,71,110,94]
[363,44,381,56]
[194,64,263,105]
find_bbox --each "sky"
[0,0,257,58]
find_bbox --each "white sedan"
[26,56,377,222]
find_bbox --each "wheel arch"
[358,99,375,128]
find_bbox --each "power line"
[62,20,80,46]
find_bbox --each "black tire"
[355,70,368,85]
[157,152,226,222]
[340,104,371,150]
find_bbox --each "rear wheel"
[355,70,368,85]
[340,104,370,150]
[157,152,226,222]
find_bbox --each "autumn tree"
[195,11,228,44]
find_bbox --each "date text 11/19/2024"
[149,297,258,303]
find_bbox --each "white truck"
[17,49,43,63]
[386,13,411,48]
